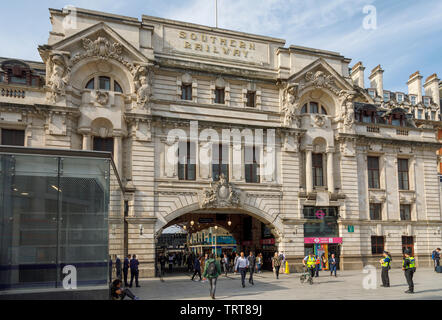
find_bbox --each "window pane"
[215,88,225,104]
[246,91,256,107]
[181,84,192,100]
[114,81,123,93]
[93,137,114,155]
[1,129,25,146]
[99,77,110,91]
[310,102,319,114]
[86,79,95,90]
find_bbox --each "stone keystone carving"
[200,174,241,208]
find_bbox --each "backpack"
[208,261,217,277]
[432,251,436,260]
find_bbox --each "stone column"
[79,129,92,150]
[305,146,313,193]
[327,147,335,193]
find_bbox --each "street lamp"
[190,220,195,226]
[227,220,232,226]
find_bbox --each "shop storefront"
[303,207,341,270]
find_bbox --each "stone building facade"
[0,7,441,277]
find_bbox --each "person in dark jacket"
[247,251,256,285]
[191,254,202,281]
[129,254,140,288]
[115,256,122,280]
[402,249,416,294]
[329,253,338,277]
[432,248,440,272]
[111,279,139,300]
[123,254,130,287]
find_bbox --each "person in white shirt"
[234,252,249,288]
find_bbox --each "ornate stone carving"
[313,114,326,128]
[200,174,241,208]
[94,90,109,105]
[281,83,300,128]
[133,65,152,110]
[304,70,340,95]
[339,90,356,130]
[46,53,70,103]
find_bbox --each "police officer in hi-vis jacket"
[402,249,416,294]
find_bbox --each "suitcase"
[436,265,442,273]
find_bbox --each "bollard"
[285,261,290,274]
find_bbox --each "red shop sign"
[304,237,343,244]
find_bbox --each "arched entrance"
[154,207,282,276]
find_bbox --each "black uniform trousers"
[130,268,139,287]
[381,267,390,286]
[404,268,415,292]
[123,268,129,286]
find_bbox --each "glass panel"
[310,102,319,113]
[99,77,111,91]
[303,207,338,237]
[1,129,25,146]
[114,81,123,93]
[86,78,95,90]
[58,157,109,287]
[0,155,59,291]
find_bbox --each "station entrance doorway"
[154,210,277,276]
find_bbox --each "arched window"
[301,102,327,115]
[86,78,95,90]
[85,76,124,93]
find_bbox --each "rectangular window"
[245,146,259,183]
[371,236,384,254]
[368,90,375,98]
[312,153,324,187]
[215,88,225,104]
[181,84,192,100]
[212,143,229,181]
[310,102,319,114]
[398,158,409,190]
[246,91,256,108]
[93,137,114,155]
[396,93,403,103]
[98,76,111,91]
[178,141,196,181]
[369,203,382,220]
[367,156,380,189]
[383,92,390,102]
[410,96,416,105]
[423,97,430,107]
[1,129,25,146]
[417,110,423,119]
[400,204,411,221]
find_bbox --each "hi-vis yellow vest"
[403,257,416,269]
[306,256,316,268]
[381,257,390,268]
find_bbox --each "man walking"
[123,254,130,287]
[432,248,440,272]
[115,255,122,280]
[247,251,256,285]
[402,249,416,294]
[233,252,239,273]
[235,252,249,288]
[329,253,338,277]
[222,253,229,276]
[379,251,391,287]
[129,254,140,288]
[191,254,202,281]
[202,253,221,299]
[158,253,166,279]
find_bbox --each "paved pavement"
[128,268,442,300]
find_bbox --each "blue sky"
[1,0,441,92]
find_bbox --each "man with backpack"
[202,253,221,299]
[432,248,440,272]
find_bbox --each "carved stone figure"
[95,90,109,105]
[200,173,241,208]
[281,84,300,127]
[46,54,70,103]
[136,75,151,106]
